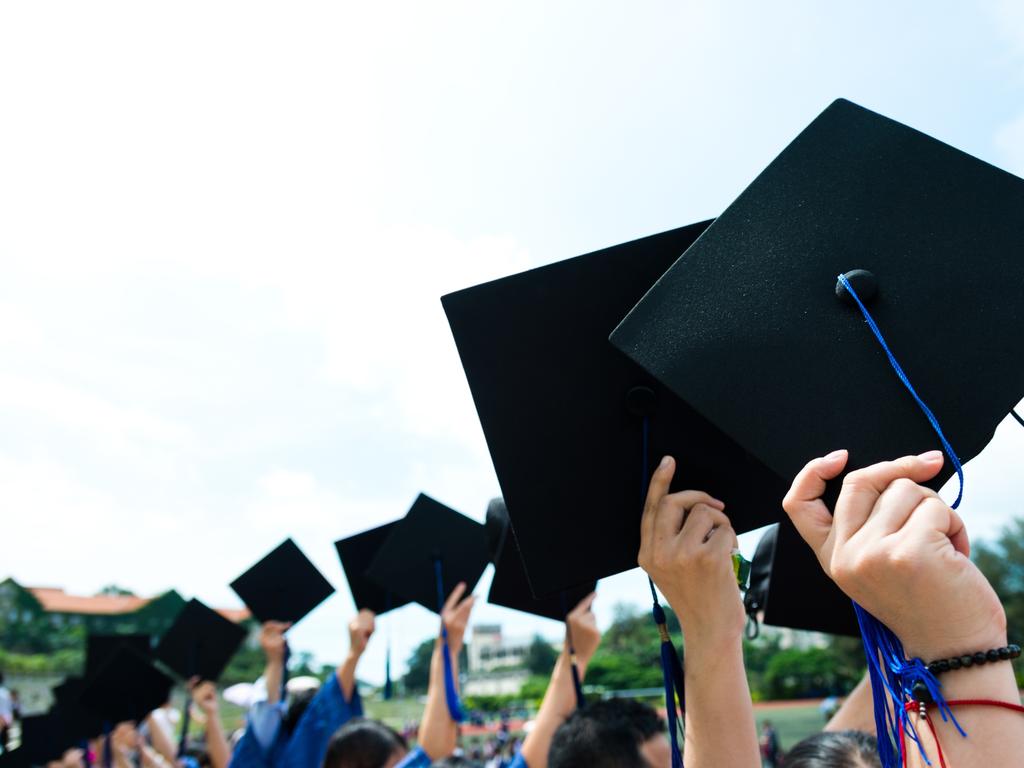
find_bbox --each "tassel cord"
[839,273,971,768]
[641,414,685,768]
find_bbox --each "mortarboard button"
[835,269,879,307]
[625,385,657,417]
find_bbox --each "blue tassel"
[652,592,685,768]
[640,415,684,768]
[838,273,969,766]
[383,592,394,701]
[384,644,393,701]
[560,591,586,710]
[434,557,465,723]
[103,725,112,768]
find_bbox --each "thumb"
[782,451,848,558]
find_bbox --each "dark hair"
[282,688,318,736]
[549,698,665,768]
[431,757,483,767]
[323,718,408,768]
[785,730,881,768]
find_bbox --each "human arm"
[519,592,601,768]
[638,455,760,768]
[337,609,375,701]
[143,709,176,763]
[191,680,231,768]
[784,450,1022,768]
[418,582,475,761]
[824,673,875,734]
[259,621,291,706]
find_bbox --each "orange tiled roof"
[28,587,149,615]
[25,586,252,622]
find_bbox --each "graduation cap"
[335,522,415,702]
[611,98,1024,494]
[50,676,100,743]
[485,499,596,622]
[17,713,78,764]
[335,522,411,615]
[443,223,789,598]
[365,494,490,613]
[85,634,151,679]
[744,523,858,638]
[231,538,336,624]
[154,598,247,682]
[79,645,174,726]
[610,99,1024,766]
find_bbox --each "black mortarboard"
[79,645,173,725]
[18,713,78,764]
[334,523,412,615]
[154,598,247,682]
[85,634,151,679]
[744,523,858,637]
[230,538,336,624]
[611,99,1024,493]
[485,499,596,621]
[365,494,490,613]
[50,676,100,742]
[443,224,789,597]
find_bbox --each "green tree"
[403,638,435,693]
[972,518,1024,684]
[584,603,680,692]
[525,635,558,676]
[97,585,135,596]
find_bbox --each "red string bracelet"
[900,698,1024,768]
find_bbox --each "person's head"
[785,730,881,768]
[549,698,669,768]
[282,687,318,736]
[323,718,409,768]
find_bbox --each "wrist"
[902,622,1008,663]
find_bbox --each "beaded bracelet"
[924,644,1021,676]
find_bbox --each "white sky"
[2,1,1024,683]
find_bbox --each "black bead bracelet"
[925,644,1021,676]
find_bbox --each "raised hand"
[783,449,1005,659]
[190,678,220,716]
[259,620,292,663]
[348,609,376,657]
[566,592,600,667]
[440,581,475,656]
[638,455,744,644]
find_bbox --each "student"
[191,679,231,768]
[783,731,880,768]
[548,698,670,768]
[0,671,11,752]
[230,611,374,767]
[637,455,761,768]
[516,592,600,768]
[323,583,475,768]
[783,451,1024,768]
